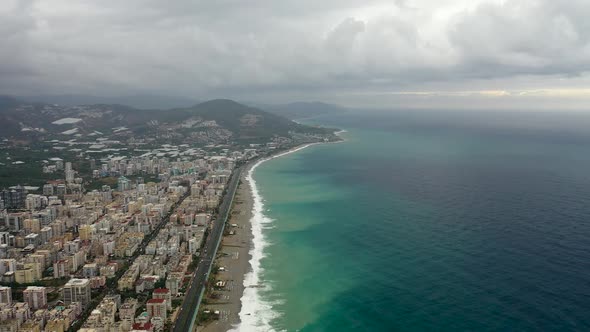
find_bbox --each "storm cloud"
[1,0,590,107]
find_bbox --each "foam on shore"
[231,144,317,332]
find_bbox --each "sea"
[234,109,590,332]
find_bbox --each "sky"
[1,0,590,109]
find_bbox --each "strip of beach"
[198,137,344,332]
[198,166,254,332]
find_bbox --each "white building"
[0,286,11,305]
[63,278,91,307]
[23,286,47,309]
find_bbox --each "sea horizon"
[3,3,590,332]
[232,109,590,331]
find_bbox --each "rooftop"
[65,278,90,286]
[147,299,165,304]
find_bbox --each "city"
[2,1,590,331]
[0,136,325,332]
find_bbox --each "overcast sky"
[2,0,590,109]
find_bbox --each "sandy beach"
[198,169,254,332]
[198,141,343,332]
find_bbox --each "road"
[173,166,243,332]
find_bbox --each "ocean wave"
[231,144,317,332]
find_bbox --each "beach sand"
[198,170,254,332]
[197,141,344,332]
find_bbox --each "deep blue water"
[253,109,590,331]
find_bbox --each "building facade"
[62,278,91,307]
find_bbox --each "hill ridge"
[0,97,336,144]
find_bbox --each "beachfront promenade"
[173,166,243,332]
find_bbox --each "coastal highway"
[173,166,243,332]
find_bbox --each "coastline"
[200,134,346,332]
[198,166,255,332]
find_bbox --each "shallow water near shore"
[239,110,590,331]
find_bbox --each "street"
[173,166,243,332]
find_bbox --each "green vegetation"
[0,98,336,144]
[86,177,118,190]
[0,98,338,191]
[0,148,59,189]
[47,291,60,302]
[172,298,182,308]
[179,99,334,143]
[187,254,199,272]
[0,142,94,189]
[0,277,69,288]
[153,278,166,289]
[68,295,106,332]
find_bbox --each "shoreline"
[200,134,346,332]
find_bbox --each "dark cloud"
[450,0,590,79]
[0,0,589,107]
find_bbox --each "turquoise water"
[249,110,590,331]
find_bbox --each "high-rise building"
[25,194,48,211]
[79,225,92,241]
[0,186,26,210]
[42,184,54,196]
[53,259,70,278]
[119,298,138,325]
[23,286,47,309]
[0,286,11,305]
[23,218,41,233]
[117,176,130,192]
[0,232,10,246]
[0,259,16,275]
[146,298,167,320]
[62,278,91,307]
[56,184,67,196]
[166,276,180,296]
[14,263,41,283]
[152,288,172,310]
[65,162,75,183]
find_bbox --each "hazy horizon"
[1,0,590,110]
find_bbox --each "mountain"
[0,97,335,144]
[20,94,199,110]
[258,101,345,119]
[177,99,328,141]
